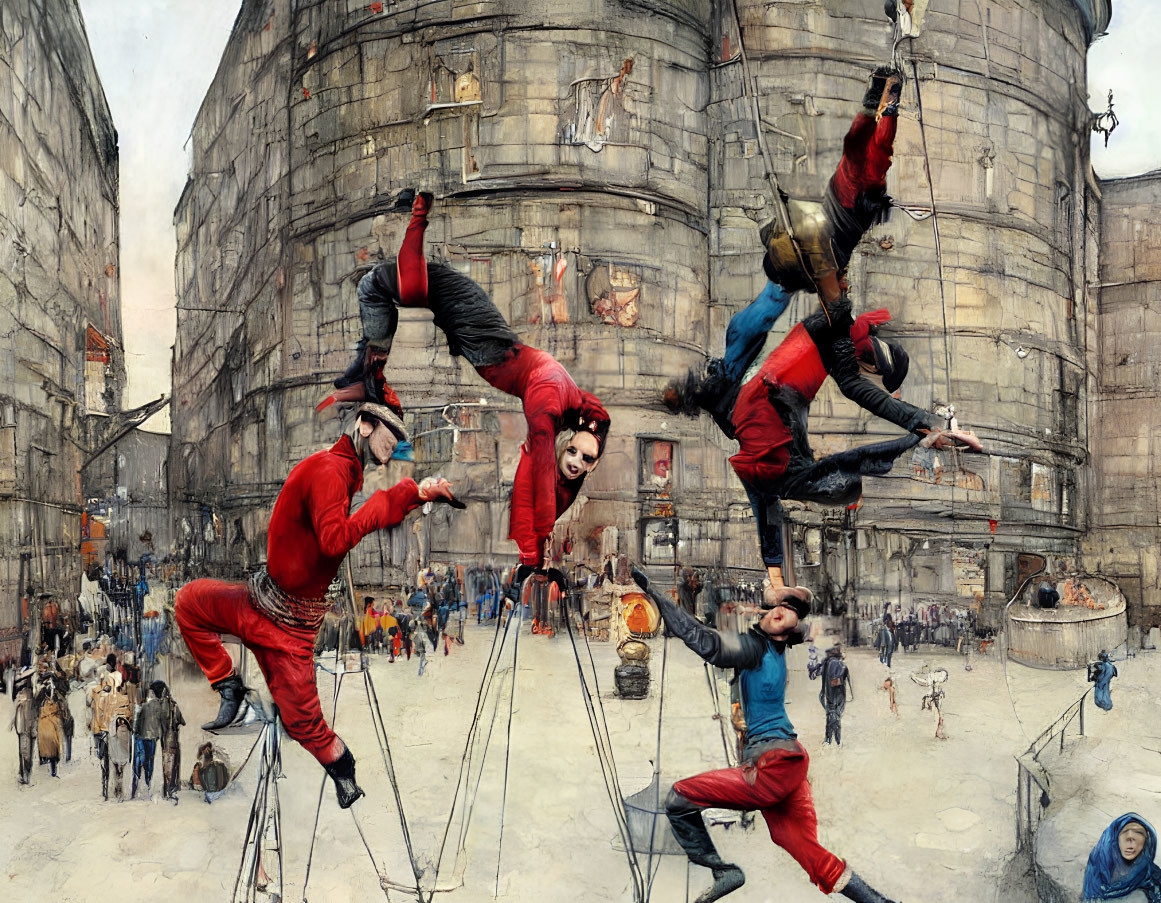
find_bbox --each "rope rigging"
[283,563,653,903]
[562,606,648,901]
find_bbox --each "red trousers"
[831,112,897,209]
[673,743,845,894]
[174,579,343,765]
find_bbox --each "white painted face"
[1119,823,1148,862]
[358,416,399,465]
[557,431,600,480]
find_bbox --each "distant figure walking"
[809,644,853,745]
[1088,651,1118,712]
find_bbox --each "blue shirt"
[738,637,797,744]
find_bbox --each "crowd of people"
[7,639,185,803]
[312,562,548,679]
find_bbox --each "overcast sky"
[77,0,1158,434]
[78,1,238,432]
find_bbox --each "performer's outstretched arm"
[826,334,936,433]
[525,406,559,541]
[811,298,938,434]
[636,579,765,670]
[313,477,423,560]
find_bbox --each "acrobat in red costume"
[666,67,982,591]
[174,400,456,807]
[348,192,611,574]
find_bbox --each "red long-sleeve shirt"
[729,323,824,488]
[266,435,422,598]
[478,345,608,567]
[728,301,935,491]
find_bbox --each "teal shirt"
[738,636,797,744]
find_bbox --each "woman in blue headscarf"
[1083,813,1161,901]
[1089,650,1119,711]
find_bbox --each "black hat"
[870,337,910,393]
[761,585,813,619]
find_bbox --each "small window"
[639,439,676,493]
[641,517,678,565]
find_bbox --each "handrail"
[1023,685,1093,760]
[1013,684,1094,852]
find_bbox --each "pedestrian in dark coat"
[153,681,185,803]
[809,645,853,745]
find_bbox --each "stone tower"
[171,0,1116,633]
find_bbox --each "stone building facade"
[82,426,171,572]
[0,0,123,656]
[1083,171,1161,634]
[171,0,1140,636]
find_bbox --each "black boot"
[334,336,369,389]
[506,564,536,604]
[391,187,416,212]
[862,66,897,112]
[201,674,247,731]
[323,748,365,809]
[694,868,746,903]
[840,871,900,903]
[667,793,746,903]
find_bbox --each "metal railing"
[1014,685,1093,852]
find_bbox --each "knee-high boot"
[666,790,746,903]
[838,870,901,903]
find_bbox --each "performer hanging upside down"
[318,190,424,413]
[339,190,610,578]
[666,67,981,589]
[760,66,905,305]
[175,398,458,808]
[632,568,901,903]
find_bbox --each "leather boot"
[333,336,369,389]
[201,674,247,731]
[862,66,897,112]
[840,871,900,903]
[667,803,746,903]
[694,868,746,903]
[391,187,416,212]
[323,748,365,809]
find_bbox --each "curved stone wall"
[171,0,1110,614]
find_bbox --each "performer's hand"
[766,566,785,589]
[920,428,983,452]
[418,477,455,502]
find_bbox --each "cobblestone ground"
[3,616,1150,903]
